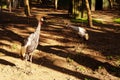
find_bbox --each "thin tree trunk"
[12,0,18,8]
[7,0,12,12]
[24,0,31,16]
[109,0,113,9]
[55,0,58,10]
[0,0,2,12]
[85,0,93,27]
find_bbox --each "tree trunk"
[109,0,113,9]
[68,0,72,14]
[55,0,58,10]
[70,0,85,19]
[103,0,110,10]
[0,0,2,12]
[85,0,93,27]
[7,0,12,12]
[12,0,18,9]
[91,0,96,11]
[24,0,31,16]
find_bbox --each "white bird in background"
[20,17,45,62]
[66,23,89,41]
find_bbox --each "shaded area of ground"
[0,8,120,80]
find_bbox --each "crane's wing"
[69,25,79,32]
[78,27,87,37]
[26,32,40,53]
[24,33,35,47]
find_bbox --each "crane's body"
[66,24,89,40]
[21,18,44,62]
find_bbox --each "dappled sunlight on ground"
[0,8,120,80]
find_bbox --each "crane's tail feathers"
[20,46,26,60]
[84,33,89,40]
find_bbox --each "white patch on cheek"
[41,18,44,21]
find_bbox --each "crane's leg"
[27,54,33,74]
[25,54,29,61]
[24,54,30,74]
[29,55,32,62]
[24,54,30,67]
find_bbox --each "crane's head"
[40,17,46,22]
[38,17,46,25]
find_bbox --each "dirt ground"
[0,8,120,80]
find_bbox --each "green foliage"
[11,44,17,50]
[84,78,92,80]
[106,56,113,60]
[98,65,103,69]
[66,57,73,63]
[76,66,86,72]
[71,18,102,24]
[2,5,7,9]
[71,18,88,23]
[114,18,120,24]
[92,19,103,24]
[0,1,7,9]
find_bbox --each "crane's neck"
[68,25,79,31]
[35,21,42,33]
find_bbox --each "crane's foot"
[24,61,33,75]
[25,70,33,75]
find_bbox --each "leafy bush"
[114,18,120,24]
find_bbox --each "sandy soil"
[0,8,120,80]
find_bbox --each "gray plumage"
[21,18,44,62]
[66,24,89,40]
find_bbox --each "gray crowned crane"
[20,17,45,62]
[66,23,89,41]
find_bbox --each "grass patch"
[114,18,120,24]
[92,19,103,24]
[71,18,88,23]
[1,3,7,9]
[76,66,86,72]
[106,55,113,60]
[84,78,92,80]
[71,18,103,24]
[11,44,18,50]
[66,57,73,63]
